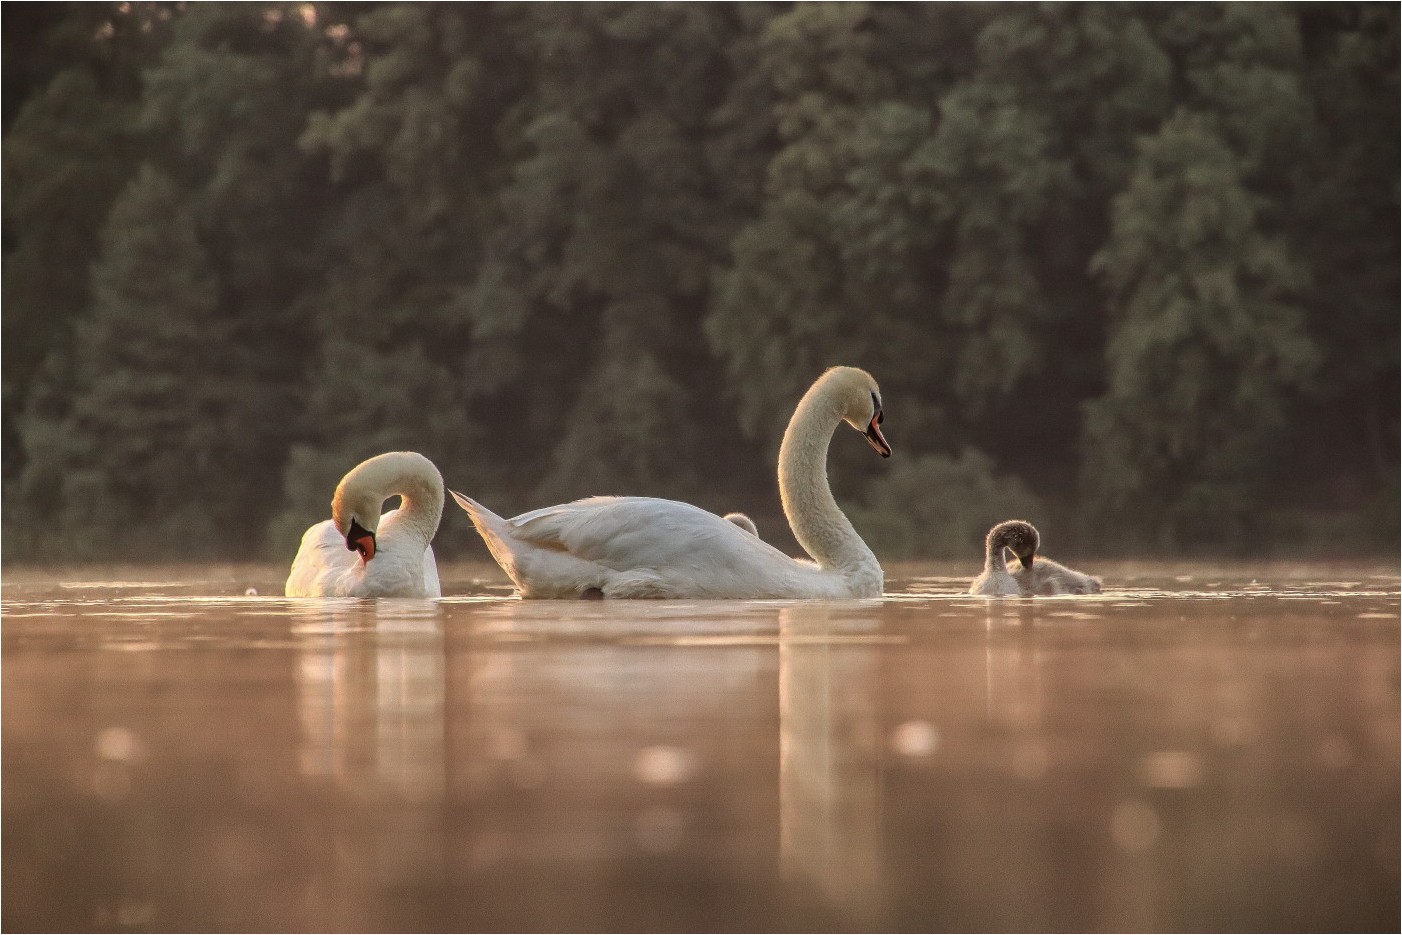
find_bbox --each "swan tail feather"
[449,491,521,582]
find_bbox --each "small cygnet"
[969,520,1101,597]
[970,520,1038,596]
[723,512,758,536]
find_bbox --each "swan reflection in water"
[293,597,448,904]
[282,592,1310,931]
[294,599,445,799]
[287,596,898,920]
[4,567,1395,932]
[778,603,883,922]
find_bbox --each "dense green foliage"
[4,2,1397,562]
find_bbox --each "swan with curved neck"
[452,367,890,599]
[285,451,444,598]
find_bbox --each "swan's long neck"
[336,452,444,548]
[984,537,1010,574]
[778,379,880,580]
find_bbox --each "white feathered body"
[286,508,442,598]
[456,494,878,600]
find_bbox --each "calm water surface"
[4,561,1398,932]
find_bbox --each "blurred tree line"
[3,2,1397,562]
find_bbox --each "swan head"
[327,451,442,563]
[330,458,394,564]
[825,367,890,457]
[988,519,1039,567]
[332,495,379,563]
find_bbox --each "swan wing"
[507,496,792,572]
[452,493,859,599]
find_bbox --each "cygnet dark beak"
[1020,551,1035,568]
[864,410,891,458]
[345,517,376,562]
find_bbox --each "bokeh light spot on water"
[1111,800,1162,852]
[890,720,939,757]
[117,902,154,928]
[94,726,143,762]
[633,745,697,786]
[1139,750,1206,788]
[94,901,155,929]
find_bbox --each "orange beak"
[864,411,891,457]
[345,517,376,562]
[352,533,376,562]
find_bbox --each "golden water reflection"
[294,599,445,801]
[779,604,882,922]
[3,565,1398,931]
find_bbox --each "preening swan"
[969,520,1037,597]
[285,451,444,598]
[969,520,1101,596]
[452,366,891,599]
[723,512,759,536]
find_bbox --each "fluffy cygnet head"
[987,519,1039,567]
[723,512,758,536]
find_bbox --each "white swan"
[452,366,891,599]
[969,520,1102,596]
[285,451,444,598]
[723,512,759,536]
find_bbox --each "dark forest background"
[3,2,1397,563]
